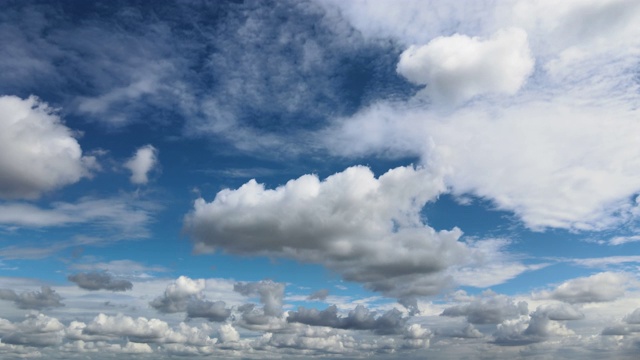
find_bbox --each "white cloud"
[440,290,528,324]
[397,28,533,105]
[0,95,96,199]
[325,95,640,231]
[124,144,158,184]
[185,166,528,299]
[535,272,633,304]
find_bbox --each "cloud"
[150,276,206,313]
[0,286,64,310]
[440,290,528,324]
[67,272,133,292]
[624,308,640,324]
[82,313,217,346]
[493,307,582,346]
[150,276,232,322]
[185,166,504,299]
[287,304,408,335]
[234,280,285,317]
[0,313,64,347]
[608,235,640,246]
[307,289,329,301]
[319,0,640,233]
[124,145,158,184]
[536,272,632,304]
[397,28,533,105]
[0,196,155,239]
[0,95,95,199]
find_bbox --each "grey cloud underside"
[441,292,528,324]
[185,166,488,300]
[0,286,63,310]
[68,272,133,292]
[149,277,232,322]
[307,288,329,300]
[287,304,408,335]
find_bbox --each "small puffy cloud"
[437,323,484,339]
[124,145,158,184]
[235,280,286,318]
[150,276,232,322]
[287,304,408,335]
[440,291,528,324]
[217,323,240,343]
[397,28,533,105]
[150,276,206,313]
[307,289,329,301]
[0,95,95,199]
[536,272,631,304]
[68,272,133,292]
[0,286,64,310]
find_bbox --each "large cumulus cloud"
[185,165,519,299]
[0,95,95,199]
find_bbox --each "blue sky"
[1,0,640,358]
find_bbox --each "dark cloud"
[68,272,133,291]
[0,286,63,310]
[493,305,581,346]
[186,299,232,322]
[440,292,528,324]
[234,280,285,317]
[287,304,408,335]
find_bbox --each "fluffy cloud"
[0,286,63,310]
[0,314,64,347]
[397,28,533,105]
[124,145,158,184]
[150,276,232,322]
[320,0,640,233]
[83,313,217,346]
[492,303,584,346]
[150,276,205,313]
[0,95,95,199]
[185,166,496,299]
[67,272,133,292]
[440,291,528,324]
[287,304,408,335]
[537,272,631,304]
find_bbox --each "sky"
[1,0,640,358]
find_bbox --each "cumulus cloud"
[234,280,285,317]
[0,286,63,310]
[68,272,133,292]
[397,28,533,105]
[536,272,631,304]
[0,95,95,199]
[287,304,408,335]
[150,276,232,322]
[320,0,640,233]
[185,166,511,299]
[82,313,217,347]
[1,314,64,348]
[124,145,158,184]
[440,290,528,324]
